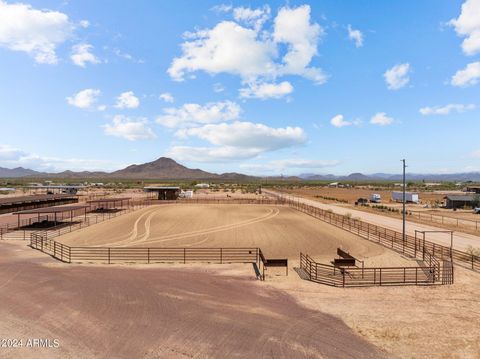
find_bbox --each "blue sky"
[0,0,479,175]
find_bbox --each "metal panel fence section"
[300,253,437,287]
[409,211,480,232]
[30,234,260,265]
[4,200,151,242]
[271,194,476,274]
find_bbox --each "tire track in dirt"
[121,207,280,247]
[95,206,166,247]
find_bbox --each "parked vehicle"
[392,191,419,203]
[369,194,381,203]
[355,198,368,205]
[475,207,480,214]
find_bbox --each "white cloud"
[169,21,276,82]
[330,114,360,128]
[0,144,124,172]
[240,158,339,173]
[169,121,306,162]
[166,146,262,162]
[449,0,480,55]
[103,115,156,141]
[239,81,293,99]
[384,63,411,90]
[347,25,364,47]
[79,20,90,28]
[451,61,480,86]
[112,48,144,64]
[115,91,140,109]
[66,88,104,110]
[419,103,476,115]
[273,5,325,83]
[0,144,27,161]
[211,4,232,13]
[168,5,325,86]
[370,112,394,126]
[176,121,306,150]
[71,43,100,67]
[233,5,270,31]
[471,149,480,158]
[213,83,225,92]
[0,1,73,64]
[156,101,241,128]
[159,92,174,103]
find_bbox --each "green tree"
[473,194,480,208]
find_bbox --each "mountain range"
[0,157,479,182]
[0,157,255,181]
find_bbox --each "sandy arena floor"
[56,204,413,267]
[0,241,386,359]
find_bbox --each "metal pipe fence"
[300,253,438,287]
[408,211,480,232]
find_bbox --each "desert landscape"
[1,1,480,358]
[0,179,479,358]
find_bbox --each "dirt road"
[264,190,480,251]
[0,241,387,359]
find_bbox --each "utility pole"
[401,159,407,243]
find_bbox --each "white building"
[195,183,210,188]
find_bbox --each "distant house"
[466,186,480,194]
[444,195,476,209]
[328,182,339,188]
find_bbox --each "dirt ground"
[56,204,413,267]
[268,264,480,359]
[277,188,480,243]
[281,187,446,205]
[0,240,387,359]
[2,239,480,359]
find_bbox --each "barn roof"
[445,195,475,201]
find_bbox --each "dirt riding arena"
[57,204,411,267]
[2,201,480,358]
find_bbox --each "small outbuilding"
[144,186,181,200]
[444,195,476,209]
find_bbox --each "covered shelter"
[0,194,78,215]
[466,186,480,194]
[444,195,475,209]
[144,186,181,200]
[12,204,89,228]
[87,197,131,212]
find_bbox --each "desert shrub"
[473,194,480,208]
[466,245,480,257]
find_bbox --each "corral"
[3,197,480,358]
[55,204,411,268]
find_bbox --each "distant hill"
[0,166,42,178]
[110,157,217,179]
[301,172,480,182]
[1,158,480,182]
[0,157,255,181]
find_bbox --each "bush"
[466,245,480,257]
